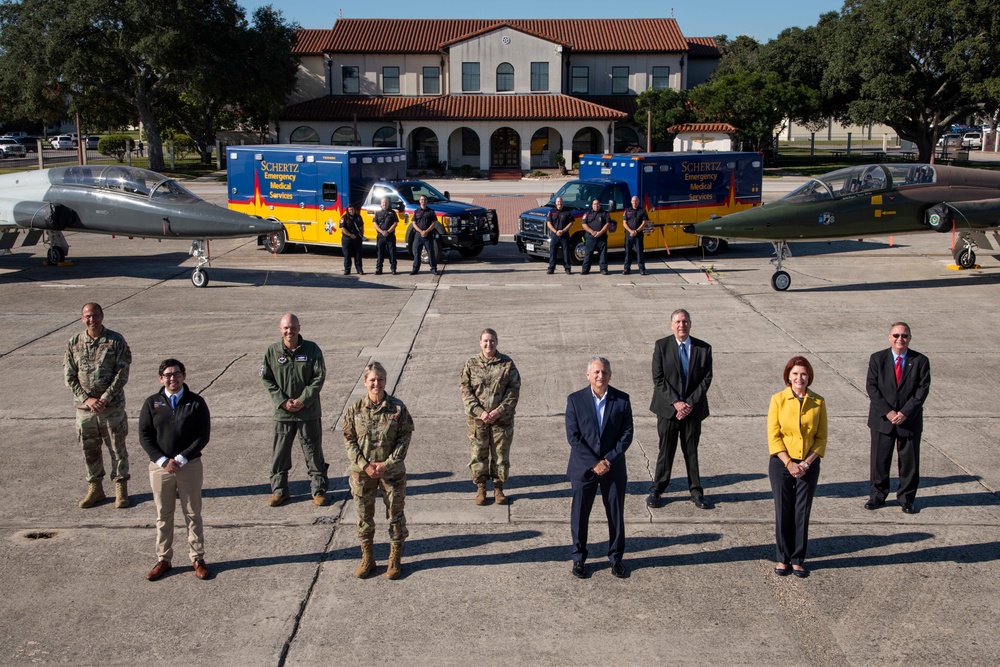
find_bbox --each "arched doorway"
[614,127,640,152]
[490,127,520,169]
[572,127,603,157]
[530,127,562,168]
[409,127,438,168]
[448,127,480,169]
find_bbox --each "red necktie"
[894,356,902,385]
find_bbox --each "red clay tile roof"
[686,37,720,58]
[572,96,640,117]
[309,19,688,54]
[293,29,336,55]
[667,123,737,133]
[284,94,630,122]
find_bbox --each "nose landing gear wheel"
[47,246,66,264]
[955,247,976,269]
[191,269,209,288]
[770,270,791,291]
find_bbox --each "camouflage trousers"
[76,406,129,482]
[350,470,408,544]
[468,420,513,485]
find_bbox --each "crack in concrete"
[198,353,248,394]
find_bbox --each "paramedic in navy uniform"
[410,195,439,275]
[581,199,611,275]
[546,196,574,275]
[340,204,365,275]
[374,196,399,275]
[622,196,649,275]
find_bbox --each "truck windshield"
[547,182,604,209]
[395,181,449,204]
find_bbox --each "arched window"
[496,63,514,92]
[331,126,356,146]
[289,126,319,144]
[372,126,398,147]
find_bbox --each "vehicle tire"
[47,246,66,264]
[570,233,587,265]
[770,270,791,291]
[955,247,976,269]
[191,269,209,288]
[701,237,728,255]
[925,204,953,233]
[264,226,287,254]
[458,246,483,258]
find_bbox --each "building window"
[462,128,480,156]
[289,126,319,144]
[373,126,398,147]
[496,63,514,92]
[331,126,355,146]
[462,62,480,92]
[383,66,400,94]
[571,66,589,94]
[530,62,549,92]
[342,66,359,94]
[652,66,670,90]
[612,66,629,95]
[423,67,440,94]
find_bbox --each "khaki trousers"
[149,458,204,563]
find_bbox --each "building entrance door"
[490,128,520,168]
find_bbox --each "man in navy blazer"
[565,356,633,579]
[648,309,713,509]
[866,321,931,514]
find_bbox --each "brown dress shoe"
[147,560,172,581]
[193,559,210,580]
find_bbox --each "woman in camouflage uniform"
[343,361,414,579]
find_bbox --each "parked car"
[15,136,42,152]
[936,132,962,147]
[2,131,28,139]
[50,134,77,150]
[0,138,28,158]
[962,132,983,149]
[83,135,100,150]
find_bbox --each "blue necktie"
[170,394,178,410]
[679,343,689,396]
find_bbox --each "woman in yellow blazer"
[767,356,827,578]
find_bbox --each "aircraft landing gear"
[953,233,978,270]
[769,241,792,291]
[44,230,69,265]
[189,239,211,288]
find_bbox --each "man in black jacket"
[139,359,211,581]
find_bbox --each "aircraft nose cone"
[683,224,696,234]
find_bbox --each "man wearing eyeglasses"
[865,322,931,514]
[139,359,211,581]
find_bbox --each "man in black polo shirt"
[546,196,574,275]
[410,195,439,275]
[373,196,399,275]
[622,195,650,276]
[581,198,612,275]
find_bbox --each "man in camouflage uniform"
[460,328,521,505]
[64,302,132,508]
[343,361,414,580]
[260,313,329,507]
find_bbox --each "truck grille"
[520,218,544,235]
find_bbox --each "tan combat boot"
[385,542,403,580]
[79,481,106,508]
[475,482,487,506]
[115,480,130,508]
[494,481,507,505]
[354,540,375,579]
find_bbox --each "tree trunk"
[134,77,164,172]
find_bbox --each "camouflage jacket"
[260,336,325,422]
[64,327,131,409]
[460,352,520,425]
[343,393,414,476]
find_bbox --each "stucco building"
[280,19,720,175]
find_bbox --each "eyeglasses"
[161,372,183,378]
[891,333,910,339]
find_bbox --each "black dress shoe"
[572,561,588,579]
[581,270,590,275]
[623,269,631,275]
[900,502,916,514]
[774,565,791,576]
[547,268,555,274]
[392,269,397,275]
[692,495,712,510]
[645,492,661,508]
[409,270,418,275]
[610,562,627,578]
[564,268,572,275]
[600,269,609,275]
[792,566,809,578]
[864,499,885,510]
[375,269,383,275]
[640,270,649,276]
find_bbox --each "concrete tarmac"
[1,179,999,666]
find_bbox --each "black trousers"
[341,237,363,273]
[870,426,921,504]
[376,234,396,271]
[570,470,626,564]
[623,232,645,271]
[581,235,608,272]
[769,455,820,565]
[412,233,437,272]
[548,232,571,270]
[652,415,703,495]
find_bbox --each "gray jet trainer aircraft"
[0,165,281,286]
[686,163,1000,290]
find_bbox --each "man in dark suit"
[648,309,713,509]
[565,357,633,579]
[866,321,931,514]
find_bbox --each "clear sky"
[239,0,845,43]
